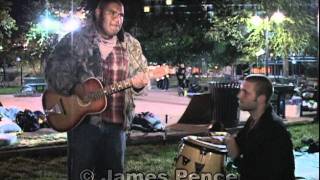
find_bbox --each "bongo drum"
[173,135,227,179]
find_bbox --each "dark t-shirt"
[235,105,295,180]
[176,67,186,80]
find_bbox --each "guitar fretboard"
[104,79,133,95]
[82,66,167,102]
[84,79,133,102]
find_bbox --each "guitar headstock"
[148,65,170,79]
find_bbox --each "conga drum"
[173,135,227,179]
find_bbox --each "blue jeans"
[67,121,126,180]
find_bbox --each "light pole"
[16,57,22,86]
[269,53,274,75]
[264,23,269,76]
[255,49,265,67]
[292,57,296,76]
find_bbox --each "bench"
[23,77,47,92]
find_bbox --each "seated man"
[225,74,295,180]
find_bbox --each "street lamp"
[144,6,151,13]
[251,10,285,76]
[165,0,173,5]
[291,55,296,76]
[270,53,274,75]
[16,57,22,86]
[255,49,265,66]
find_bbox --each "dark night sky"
[7,0,143,30]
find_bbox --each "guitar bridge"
[44,99,65,116]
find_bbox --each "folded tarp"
[294,151,319,179]
[0,107,22,120]
[0,118,22,133]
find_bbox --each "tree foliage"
[205,12,249,65]
[139,16,214,65]
[205,0,317,76]
[24,21,59,74]
[8,0,83,74]
[2,0,318,77]
[0,0,18,54]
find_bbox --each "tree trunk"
[283,56,289,77]
[1,65,7,87]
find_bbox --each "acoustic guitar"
[42,66,168,132]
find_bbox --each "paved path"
[0,88,191,126]
[0,87,315,125]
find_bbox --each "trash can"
[209,82,240,128]
[272,85,295,118]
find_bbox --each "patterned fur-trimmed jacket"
[44,21,148,130]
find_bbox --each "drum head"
[182,136,227,154]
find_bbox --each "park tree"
[24,21,59,74]
[9,0,84,75]
[0,1,17,51]
[205,0,317,76]
[140,19,213,65]
[259,0,318,76]
[205,12,248,66]
[134,1,215,66]
[244,11,315,76]
[2,0,317,78]
[0,0,18,82]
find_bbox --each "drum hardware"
[200,149,208,155]
[195,162,205,173]
[199,149,206,163]
[182,155,190,166]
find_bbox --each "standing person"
[224,74,295,180]
[156,64,164,90]
[162,74,170,91]
[156,78,163,89]
[176,63,186,89]
[161,64,169,91]
[44,0,149,179]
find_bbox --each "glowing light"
[251,15,263,26]
[255,49,265,56]
[271,10,285,23]
[40,17,61,32]
[166,0,173,5]
[144,6,150,13]
[292,60,297,64]
[63,17,81,32]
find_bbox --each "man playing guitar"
[44,0,155,179]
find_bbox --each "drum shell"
[173,138,226,179]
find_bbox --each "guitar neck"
[84,66,167,101]
[103,69,159,95]
[103,79,133,96]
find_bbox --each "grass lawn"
[0,123,318,179]
[288,123,319,149]
[0,86,20,95]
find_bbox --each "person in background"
[176,63,186,89]
[161,64,169,91]
[161,74,170,91]
[224,74,295,180]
